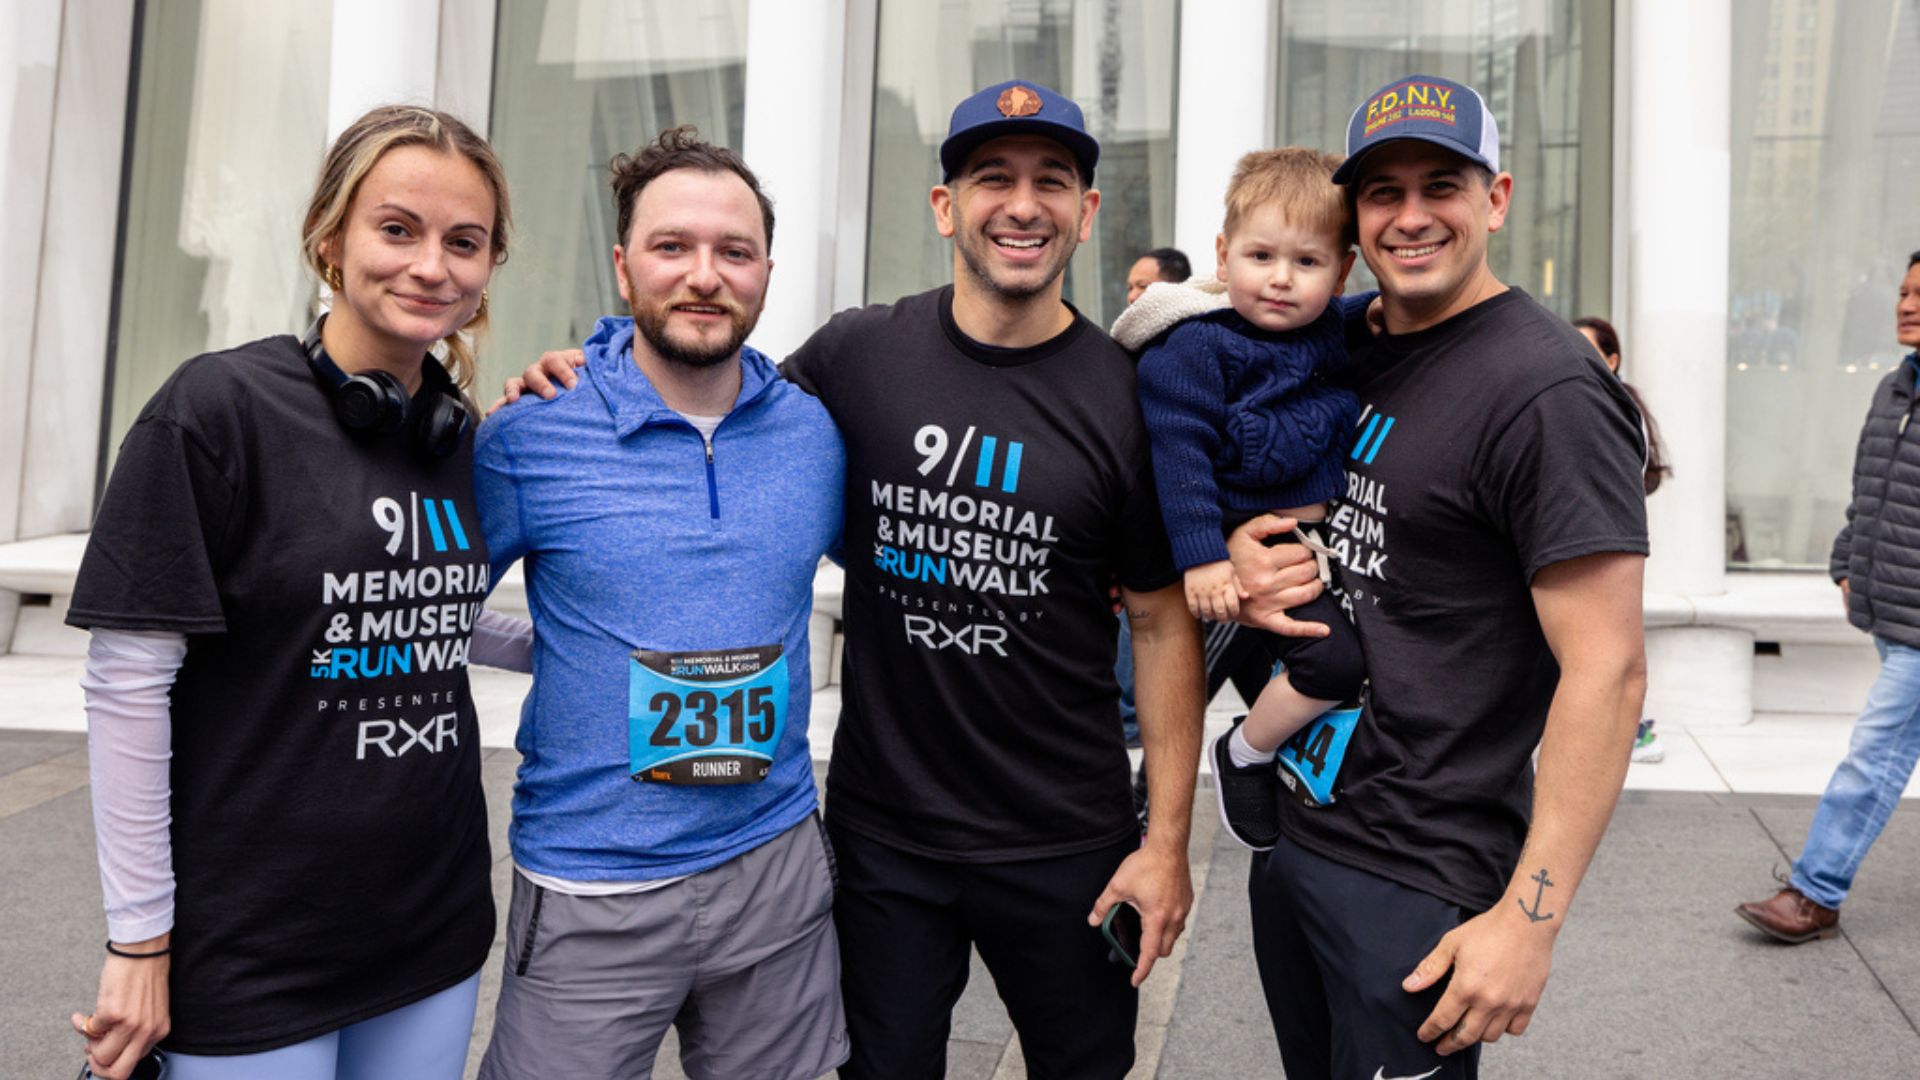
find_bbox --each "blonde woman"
[69,105,526,1080]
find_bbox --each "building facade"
[2,0,1912,719]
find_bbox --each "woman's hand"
[74,933,170,1080]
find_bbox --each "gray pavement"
[5,729,1919,1078]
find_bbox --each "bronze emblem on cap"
[997,85,1043,117]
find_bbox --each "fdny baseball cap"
[1330,74,1500,185]
[939,79,1100,184]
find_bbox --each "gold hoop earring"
[324,264,343,291]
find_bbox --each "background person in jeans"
[1737,249,1920,943]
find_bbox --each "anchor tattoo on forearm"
[1516,868,1556,923]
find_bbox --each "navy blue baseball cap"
[939,79,1100,184]
[1330,74,1501,185]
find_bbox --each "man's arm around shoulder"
[1404,550,1646,1054]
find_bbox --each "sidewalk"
[4,659,1919,1076]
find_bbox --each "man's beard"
[952,206,1077,301]
[632,296,759,369]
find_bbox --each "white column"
[0,0,65,542]
[434,0,497,134]
[829,0,877,316]
[1172,0,1272,275]
[327,0,440,141]
[1626,0,1749,723]
[18,0,135,540]
[741,0,848,360]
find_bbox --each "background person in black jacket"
[1737,250,1920,943]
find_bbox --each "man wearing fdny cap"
[1243,75,1649,1076]
[781,79,1211,1078]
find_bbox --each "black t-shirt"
[68,336,494,1054]
[784,287,1177,859]
[1282,289,1649,911]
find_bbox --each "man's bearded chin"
[958,242,1050,301]
[633,301,760,369]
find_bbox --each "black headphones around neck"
[303,315,473,459]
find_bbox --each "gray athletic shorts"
[477,814,847,1080]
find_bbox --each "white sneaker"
[1631,718,1665,763]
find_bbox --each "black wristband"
[105,940,170,959]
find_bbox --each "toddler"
[1113,147,1370,850]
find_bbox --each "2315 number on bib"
[628,644,787,785]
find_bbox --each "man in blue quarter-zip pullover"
[471,127,848,1080]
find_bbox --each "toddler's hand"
[1184,561,1241,623]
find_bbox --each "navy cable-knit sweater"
[1132,290,1370,572]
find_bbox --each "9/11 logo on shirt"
[1350,406,1396,465]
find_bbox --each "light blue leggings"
[167,972,479,1080]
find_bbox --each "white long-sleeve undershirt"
[82,628,185,943]
[471,607,534,673]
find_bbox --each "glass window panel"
[1273,0,1613,324]
[106,0,332,465]
[487,0,748,391]
[1727,0,1920,569]
[865,0,1179,330]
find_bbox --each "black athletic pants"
[1249,832,1479,1079]
[1203,619,1273,704]
[830,820,1139,1080]
[1258,588,1366,702]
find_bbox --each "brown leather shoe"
[1735,887,1840,944]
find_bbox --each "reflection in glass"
[1726,0,1920,568]
[866,0,1178,330]
[488,0,748,390]
[1272,0,1613,323]
[107,0,332,462]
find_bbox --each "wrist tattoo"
[1516,868,1556,923]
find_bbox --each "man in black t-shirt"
[1244,76,1649,1078]
[781,80,1210,1079]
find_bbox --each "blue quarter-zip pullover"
[473,317,844,880]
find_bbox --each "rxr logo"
[356,712,458,760]
[903,614,1008,656]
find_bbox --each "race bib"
[628,645,787,785]
[1276,704,1361,808]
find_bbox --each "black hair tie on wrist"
[105,941,170,959]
